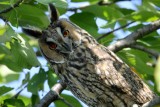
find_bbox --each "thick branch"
[130,44,159,59]
[107,19,160,52]
[97,21,134,41]
[142,96,160,107]
[0,0,23,15]
[36,82,67,107]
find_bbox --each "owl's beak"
[62,43,72,52]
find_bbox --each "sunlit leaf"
[36,0,68,8]
[72,0,98,4]
[0,64,20,83]
[125,10,160,22]
[82,4,124,20]
[18,95,31,106]
[0,25,40,72]
[0,0,10,5]
[0,26,13,43]
[3,4,49,28]
[0,25,7,36]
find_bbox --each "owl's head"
[23,3,82,64]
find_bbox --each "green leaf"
[36,0,68,8]
[138,0,158,13]
[0,26,13,43]
[3,4,49,28]
[70,12,99,37]
[54,94,82,107]
[0,25,7,36]
[47,68,59,88]
[31,94,40,106]
[0,65,20,83]
[125,10,160,22]
[117,49,154,76]
[154,56,160,92]
[0,86,13,96]
[100,21,116,29]
[4,99,25,107]
[27,68,47,94]
[9,36,40,71]
[82,4,124,20]
[4,73,19,83]
[138,32,160,52]
[0,26,40,72]
[0,0,10,5]
[22,72,30,86]
[152,0,160,7]
[98,34,114,46]
[72,0,98,4]
[118,8,134,16]
[18,95,31,106]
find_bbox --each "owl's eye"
[63,30,69,37]
[47,42,57,50]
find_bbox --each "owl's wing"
[88,44,155,104]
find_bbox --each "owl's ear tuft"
[49,3,59,24]
[22,28,42,39]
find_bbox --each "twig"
[12,84,28,99]
[35,81,67,107]
[96,21,135,41]
[107,19,160,52]
[0,0,24,14]
[130,44,159,59]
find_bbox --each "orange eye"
[63,30,69,37]
[48,42,57,50]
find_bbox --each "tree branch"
[96,21,135,41]
[0,0,24,15]
[142,96,160,107]
[35,81,67,107]
[12,84,28,99]
[130,44,159,59]
[107,19,160,52]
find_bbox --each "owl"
[23,3,156,107]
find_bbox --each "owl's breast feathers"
[54,31,156,107]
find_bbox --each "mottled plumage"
[23,4,156,107]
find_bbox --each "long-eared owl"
[23,3,156,107]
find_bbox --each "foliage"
[0,0,160,107]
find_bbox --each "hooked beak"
[62,43,72,52]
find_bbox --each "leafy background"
[0,0,160,107]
